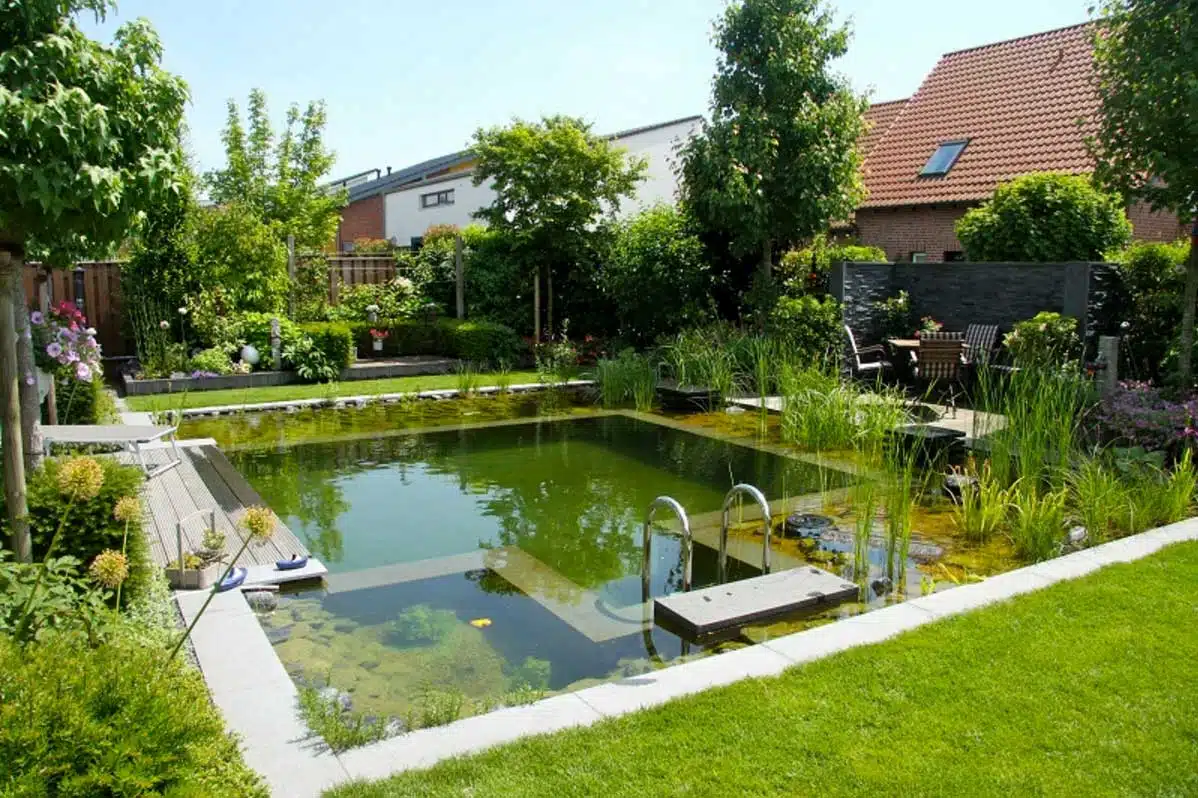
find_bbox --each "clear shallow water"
[234,413,864,724]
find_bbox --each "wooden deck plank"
[654,566,860,639]
[117,444,309,569]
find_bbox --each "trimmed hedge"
[300,322,355,370]
[0,457,150,608]
[48,369,114,425]
[346,318,522,365]
[0,634,268,797]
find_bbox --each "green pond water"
[196,396,995,731]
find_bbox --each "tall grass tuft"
[778,362,906,453]
[1160,449,1197,525]
[455,361,479,396]
[851,484,877,583]
[951,460,1012,544]
[1009,485,1069,562]
[1067,456,1128,544]
[882,447,918,584]
[595,350,657,410]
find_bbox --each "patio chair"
[40,424,182,478]
[963,324,1000,365]
[914,331,966,410]
[844,325,892,379]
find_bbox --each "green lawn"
[124,371,542,412]
[328,542,1198,798]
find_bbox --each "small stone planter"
[166,563,220,590]
[656,380,722,413]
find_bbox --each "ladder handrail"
[642,496,693,599]
[719,484,772,583]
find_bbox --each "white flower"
[159,320,169,330]
[178,307,189,316]
[85,327,96,336]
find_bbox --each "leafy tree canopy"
[470,115,646,252]
[205,89,345,251]
[955,173,1132,262]
[680,0,867,274]
[0,0,190,262]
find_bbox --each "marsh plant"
[595,350,657,411]
[951,460,1012,544]
[1009,485,1069,562]
[455,361,480,396]
[778,362,906,452]
[1067,456,1128,544]
[495,359,513,393]
[851,484,877,584]
[297,684,391,753]
[663,327,739,400]
[882,448,918,584]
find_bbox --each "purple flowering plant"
[30,301,102,383]
[1092,380,1198,453]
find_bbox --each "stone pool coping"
[184,518,1198,797]
[166,380,596,419]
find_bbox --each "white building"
[336,116,702,251]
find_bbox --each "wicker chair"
[915,331,965,408]
[963,324,1000,365]
[844,325,892,379]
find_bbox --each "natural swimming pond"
[226,411,889,726]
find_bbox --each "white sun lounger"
[40,424,182,478]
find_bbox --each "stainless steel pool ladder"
[642,496,693,598]
[719,484,773,584]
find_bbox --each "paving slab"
[1147,517,1198,545]
[906,568,1054,619]
[572,643,793,718]
[339,693,601,781]
[244,558,328,588]
[325,551,487,594]
[654,565,859,638]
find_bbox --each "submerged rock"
[942,472,978,501]
[784,513,835,539]
[870,576,893,595]
[319,686,353,713]
[244,590,279,612]
[264,624,292,645]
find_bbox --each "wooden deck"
[122,443,309,568]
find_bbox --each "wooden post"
[0,248,31,562]
[547,266,553,339]
[1098,336,1120,398]
[72,266,85,315]
[329,263,339,306]
[270,317,282,371]
[287,234,296,319]
[38,277,55,425]
[454,234,465,319]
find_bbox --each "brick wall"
[336,195,385,251]
[853,205,970,262]
[1126,201,1186,242]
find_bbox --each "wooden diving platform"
[654,566,860,639]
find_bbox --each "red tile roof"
[861,22,1099,208]
[861,98,908,159]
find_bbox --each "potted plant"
[195,528,225,566]
[369,328,389,353]
[166,552,220,590]
[915,316,943,338]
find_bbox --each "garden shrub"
[189,346,236,375]
[0,458,150,606]
[768,295,843,363]
[779,234,886,295]
[1003,311,1081,368]
[955,173,1132,262]
[449,320,523,365]
[601,205,715,346]
[326,277,426,322]
[50,368,114,424]
[0,634,268,797]
[1109,239,1190,383]
[300,322,355,369]
[872,290,918,340]
[193,201,290,313]
[1092,380,1198,455]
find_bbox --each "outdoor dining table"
[886,337,967,383]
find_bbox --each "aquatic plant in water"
[1008,485,1068,562]
[851,484,877,584]
[882,448,918,585]
[1067,456,1129,544]
[297,683,392,753]
[389,604,458,646]
[951,460,1012,544]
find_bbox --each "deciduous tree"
[1090,0,1198,383]
[680,0,867,295]
[0,0,188,559]
[470,115,646,339]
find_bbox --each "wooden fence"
[22,261,129,357]
[19,254,464,361]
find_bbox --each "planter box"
[656,381,722,413]
[122,356,457,396]
[166,563,220,590]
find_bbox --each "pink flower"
[75,362,92,382]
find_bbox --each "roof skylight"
[920,140,968,176]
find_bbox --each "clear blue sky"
[83,0,1092,179]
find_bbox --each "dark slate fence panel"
[833,261,1113,346]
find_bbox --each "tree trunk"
[1180,219,1198,387]
[0,248,30,561]
[532,266,541,343]
[15,276,41,473]
[547,265,553,339]
[760,237,773,282]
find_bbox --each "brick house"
[853,23,1185,263]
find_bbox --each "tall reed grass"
[778,362,906,453]
[1009,485,1069,562]
[882,447,918,584]
[594,350,657,411]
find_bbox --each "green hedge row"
[304,318,524,366]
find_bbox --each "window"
[910,252,928,263]
[920,140,968,177]
[420,189,454,208]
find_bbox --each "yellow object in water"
[469,618,492,628]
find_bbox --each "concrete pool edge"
[322,517,1198,789]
